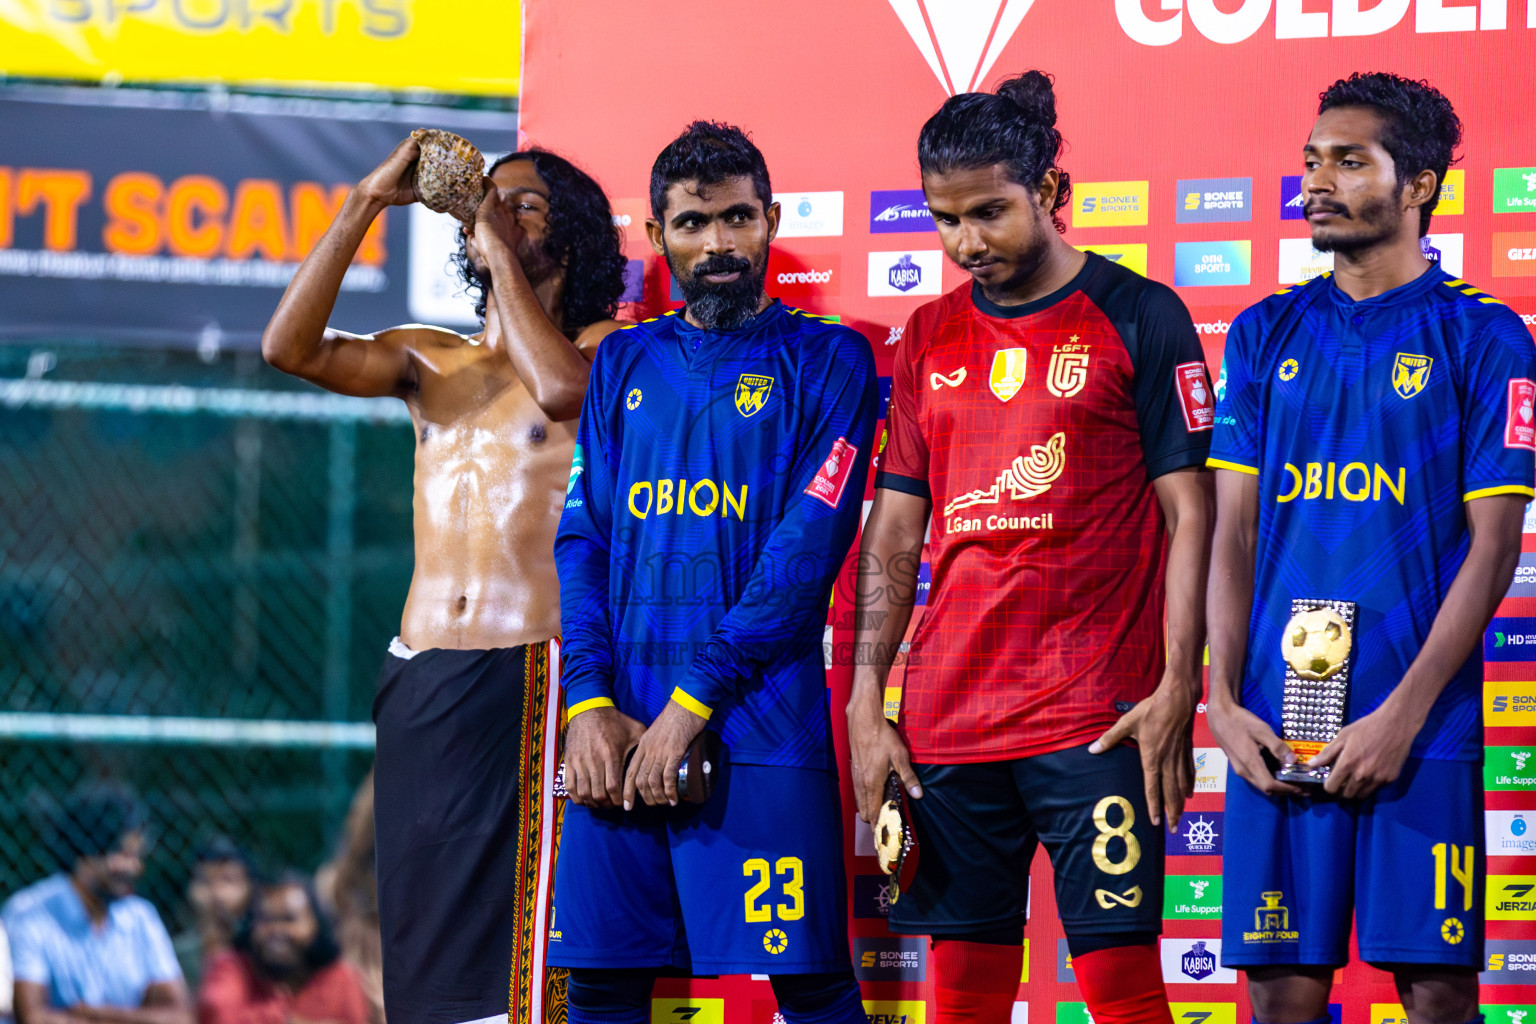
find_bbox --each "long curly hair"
[918,70,1072,234]
[454,149,627,336]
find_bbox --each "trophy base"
[1274,761,1331,786]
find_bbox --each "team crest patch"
[805,437,858,509]
[735,374,775,418]
[1508,379,1536,451]
[1391,353,1433,399]
[989,348,1028,402]
[1174,362,1215,432]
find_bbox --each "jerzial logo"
[884,0,1039,95]
[889,254,923,292]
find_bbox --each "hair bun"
[996,70,1058,128]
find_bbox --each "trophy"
[553,730,722,805]
[1276,598,1357,785]
[873,771,917,904]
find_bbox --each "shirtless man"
[262,135,627,1024]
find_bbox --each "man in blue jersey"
[551,121,878,1024]
[1207,73,1534,1024]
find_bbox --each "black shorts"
[887,742,1164,939]
[373,641,561,1024]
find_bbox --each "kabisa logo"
[869,250,943,297]
[883,0,1040,95]
[1181,941,1216,980]
[890,254,922,292]
[871,189,938,233]
[1117,0,1532,46]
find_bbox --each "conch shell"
[410,128,486,224]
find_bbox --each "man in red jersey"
[848,71,1215,1024]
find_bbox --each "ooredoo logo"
[767,251,841,298]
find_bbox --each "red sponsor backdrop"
[522,3,1536,1022]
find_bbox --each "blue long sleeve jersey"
[556,301,878,771]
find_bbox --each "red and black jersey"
[878,253,1212,762]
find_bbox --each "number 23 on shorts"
[744,857,806,922]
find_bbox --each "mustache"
[1305,200,1349,218]
[691,254,752,279]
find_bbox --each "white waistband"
[387,636,418,660]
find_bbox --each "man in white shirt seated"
[2,784,191,1024]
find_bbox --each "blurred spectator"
[197,874,368,1024]
[172,841,252,990]
[314,775,381,1024]
[2,783,191,1024]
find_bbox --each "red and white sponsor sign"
[767,248,842,300]
[1507,378,1536,451]
[1174,361,1215,432]
[805,436,858,508]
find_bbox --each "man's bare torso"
[396,327,572,651]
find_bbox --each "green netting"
[0,343,412,926]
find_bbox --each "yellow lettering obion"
[628,480,749,520]
[628,482,653,518]
[1275,462,1407,504]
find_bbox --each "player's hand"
[1310,697,1420,800]
[1205,699,1304,797]
[564,706,646,809]
[847,700,922,824]
[1089,672,1197,830]
[624,699,707,810]
[472,181,525,260]
[356,137,421,209]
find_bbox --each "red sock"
[930,939,1022,1024]
[1072,944,1174,1024]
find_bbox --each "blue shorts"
[546,760,852,975]
[1222,757,1483,969]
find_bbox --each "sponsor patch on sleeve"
[1507,379,1536,451]
[806,437,858,509]
[1175,362,1215,432]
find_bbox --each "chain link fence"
[0,341,414,933]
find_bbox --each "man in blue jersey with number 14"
[550,121,878,1024]
[1207,73,1534,1024]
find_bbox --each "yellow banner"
[0,0,519,95]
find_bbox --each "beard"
[667,246,768,330]
[1308,192,1400,255]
